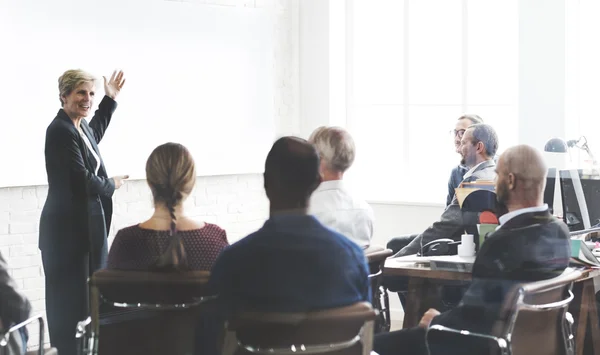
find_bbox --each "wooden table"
[384,259,600,355]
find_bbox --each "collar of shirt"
[498,204,549,226]
[264,213,321,229]
[463,160,488,180]
[314,179,345,193]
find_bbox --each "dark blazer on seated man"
[428,207,570,354]
[396,158,497,257]
[374,207,571,355]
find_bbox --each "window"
[345,0,518,204]
[566,0,600,169]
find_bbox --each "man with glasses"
[446,115,484,206]
[396,123,498,256]
[387,114,484,254]
[384,123,498,309]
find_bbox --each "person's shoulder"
[115,224,144,238]
[451,165,465,174]
[323,227,365,255]
[220,229,261,255]
[548,216,570,236]
[198,222,226,234]
[46,116,75,137]
[197,223,229,242]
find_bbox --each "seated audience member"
[210,136,370,313]
[374,145,571,355]
[384,123,499,308]
[107,143,229,271]
[308,126,374,249]
[388,114,484,254]
[395,123,499,257]
[446,114,484,206]
[0,253,31,354]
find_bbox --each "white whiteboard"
[0,0,274,187]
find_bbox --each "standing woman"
[39,69,128,355]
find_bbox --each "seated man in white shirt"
[308,126,374,248]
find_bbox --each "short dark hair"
[264,137,320,201]
[468,123,499,158]
[458,114,484,125]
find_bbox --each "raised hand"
[103,70,126,100]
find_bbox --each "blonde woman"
[39,69,127,355]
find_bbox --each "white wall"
[1,0,579,347]
[0,0,297,349]
[518,0,567,148]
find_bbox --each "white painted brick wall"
[0,0,298,350]
[2,173,270,350]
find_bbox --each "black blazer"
[429,210,571,354]
[39,96,117,254]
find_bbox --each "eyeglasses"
[451,129,466,138]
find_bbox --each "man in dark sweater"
[374,145,571,355]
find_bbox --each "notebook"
[571,239,600,267]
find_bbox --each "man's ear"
[477,141,485,155]
[508,173,516,190]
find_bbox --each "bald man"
[374,145,571,355]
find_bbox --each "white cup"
[458,233,476,257]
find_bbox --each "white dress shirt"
[79,130,101,175]
[309,180,374,248]
[498,204,549,226]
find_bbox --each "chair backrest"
[92,269,212,305]
[225,302,377,355]
[364,247,393,278]
[88,269,214,355]
[491,268,581,355]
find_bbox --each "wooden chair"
[223,302,377,355]
[364,246,394,333]
[0,314,57,355]
[426,268,582,355]
[76,270,215,355]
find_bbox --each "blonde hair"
[145,143,196,271]
[308,126,356,173]
[58,69,96,107]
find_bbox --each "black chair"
[223,302,377,355]
[364,245,393,333]
[426,268,581,355]
[76,270,216,355]
[0,314,57,355]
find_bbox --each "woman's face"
[62,81,95,120]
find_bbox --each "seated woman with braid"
[107,142,229,271]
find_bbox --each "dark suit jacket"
[428,209,571,355]
[39,96,117,254]
[0,252,31,327]
[398,159,497,256]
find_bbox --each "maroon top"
[107,223,229,271]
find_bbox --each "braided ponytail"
[147,143,195,272]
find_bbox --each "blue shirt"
[209,214,370,313]
[447,165,468,206]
